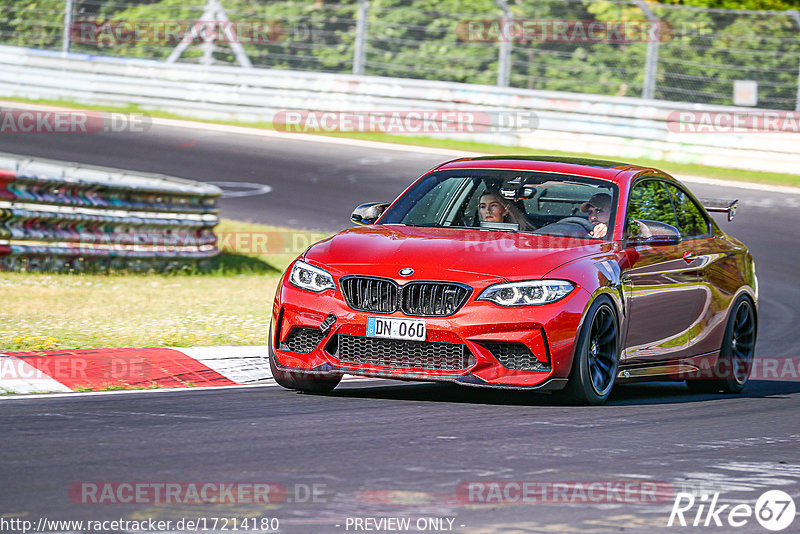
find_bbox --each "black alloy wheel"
[728,299,757,386]
[687,296,756,394]
[588,305,619,396]
[563,297,620,405]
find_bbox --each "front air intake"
[329,335,475,371]
[480,342,549,371]
[281,327,325,354]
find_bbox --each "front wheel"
[268,327,341,393]
[563,297,620,405]
[687,295,756,394]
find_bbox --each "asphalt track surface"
[2,122,800,533]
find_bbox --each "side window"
[665,183,711,239]
[627,180,678,235]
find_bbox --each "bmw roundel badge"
[399,267,414,277]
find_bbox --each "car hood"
[303,225,611,284]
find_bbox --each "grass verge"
[3,96,799,188]
[0,219,331,351]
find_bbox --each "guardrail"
[1,44,799,175]
[0,152,221,272]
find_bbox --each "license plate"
[366,317,426,341]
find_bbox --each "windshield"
[379,170,618,240]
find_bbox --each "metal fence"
[0,152,221,272]
[1,0,798,110]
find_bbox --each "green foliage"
[629,180,677,227]
[629,179,714,238]
[649,3,800,108]
[83,0,360,70]
[659,0,799,9]
[1,0,798,108]
[365,0,500,83]
[668,184,708,237]
[0,0,66,48]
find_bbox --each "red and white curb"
[0,346,375,395]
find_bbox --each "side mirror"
[626,219,681,247]
[699,198,738,221]
[351,202,389,225]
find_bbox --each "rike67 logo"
[668,490,796,531]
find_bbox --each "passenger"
[479,190,532,230]
[580,192,612,239]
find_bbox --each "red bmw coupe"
[269,156,757,404]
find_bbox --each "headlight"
[478,280,574,306]
[289,260,336,292]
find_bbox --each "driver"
[580,193,612,238]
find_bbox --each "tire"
[268,327,341,393]
[686,295,756,394]
[562,297,621,405]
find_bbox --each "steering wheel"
[558,216,595,232]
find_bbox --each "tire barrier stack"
[0,152,221,273]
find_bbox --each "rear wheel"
[687,296,756,394]
[268,327,341,393]
[563,297,620,405]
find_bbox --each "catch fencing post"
[62,0,73,55]
[789,11,800,111]
[494,0,512,87]
[634,0,660,100]
[352,0,369,75]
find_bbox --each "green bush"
[2,0,798,108]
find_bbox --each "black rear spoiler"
[699,198,738,221]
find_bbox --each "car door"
[622,179,708,363]
[662,181,723,357]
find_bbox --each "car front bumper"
[271,279,587,390]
